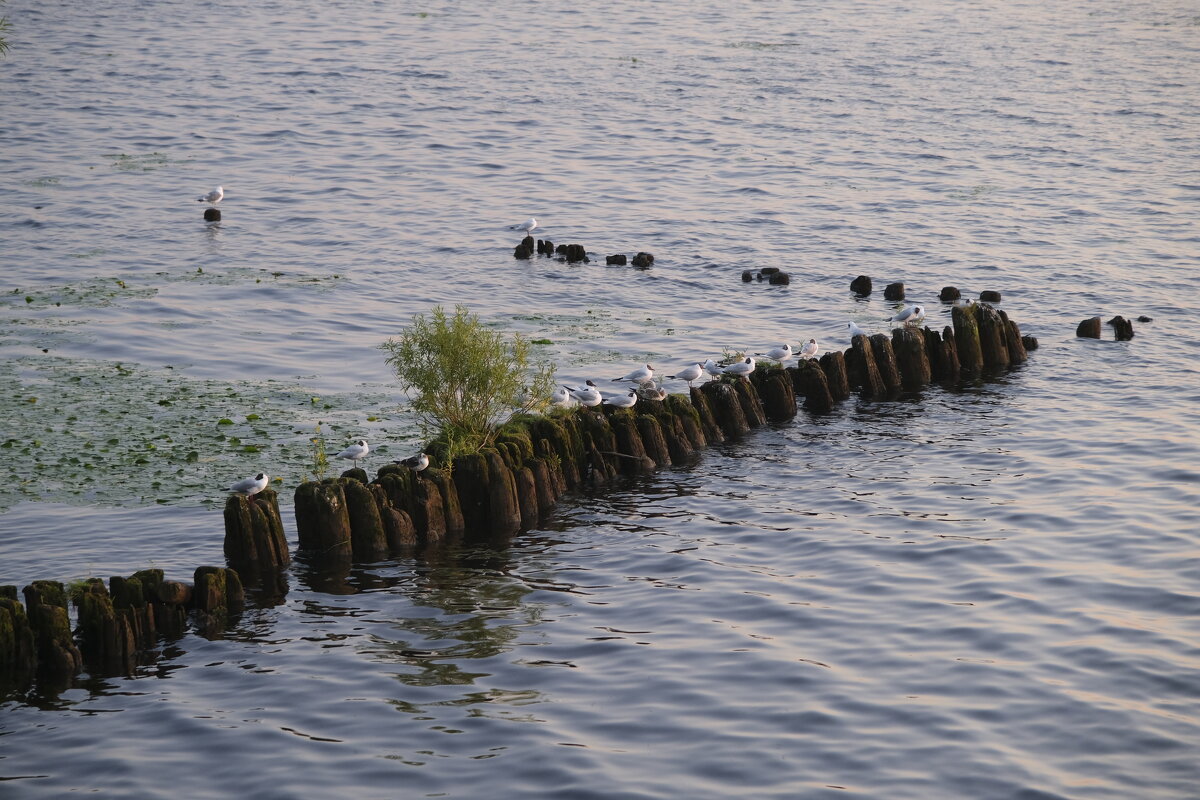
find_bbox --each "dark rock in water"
[760,267,780,276]
[1137,315,1152,323]
[939,286,961,301]
[203,208,221,222]
[980,290,1002,303]
[850,275,873,296]
[884,282,905,301]
[631,252,654,268]
[1108,315,1135,341]
[1022,335,1039,351]
[768,271,790,285]
[742,270,754,282]
[1076,317,1102,338]
[606,254,628,266]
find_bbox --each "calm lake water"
[2,0,1199,797]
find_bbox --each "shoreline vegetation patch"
[0,355,402,511]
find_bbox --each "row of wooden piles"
[1,301,1032,691]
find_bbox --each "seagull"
[722,356,756,379]
[336,439,370,467]
[510,217,538,235]
[666,363,704,386]
[397,452,429,472]
[550,386,573,407]
[603,389,638,408]
[229,472,268,496]
[702,358,724,381]
[637,381,668,401]
[799,339,820,360]
[891,305,926,326]
[848,321,867,339]
[953,298,976,308]
[197,186,224,205]
[759,344,793,363]
[566,381,602,407]
[613,364,654,384]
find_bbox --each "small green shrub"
[380,305,556,463]
[309,422,330,481]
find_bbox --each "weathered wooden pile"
[1,295,1034,693]
[514,236,654,268]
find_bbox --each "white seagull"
[702,358,724,381]
[229,472,268,496]
[510,217,538,235]
[602,389,638,408]
[637,381,668,401]
[197,186,224,205]
[397,452,429,472]
[760,344,793,363]
[550,386,573,407]
[566,381,603,407]
[722,356,756,379]
[666,363,704,386]
[848,321,868,339]
[613,364,654,384]
[953,298,976,308]
[891,305,926,326]
[799,339,820,360]
[336,439,370,467]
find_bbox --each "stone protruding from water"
[1076,317,1102,338]
[884,282,905,301]
[22,581,83,682]
[850,275,872,296]
[939,286,961,301]
[1108,315,1135,341]
[223,489,289,583]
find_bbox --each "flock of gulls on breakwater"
[219,208,966,500]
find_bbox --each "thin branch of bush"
[380,305,556,464]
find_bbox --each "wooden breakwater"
[1,302,1033,692]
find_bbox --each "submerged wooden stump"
[1108,315,1135,341]
[1000,310,1028,364]
[635,413,672,467]
[343,478,389,561]
[850,275,872,296]
[0,588,37,685]
[733,379,767,427]
[193,566,244,636]
[790,360,834,413]
[892,326,931,389]
[953,304,984,371]
[74,579,136,675]
[869,333,902,394]
[977,303,1011,369]
[689,385,727,444]
[700,381,751,438]
[23,581,82,682]
[923,326,961,382]
[223,489,289,581]
[755,370,798,421]
[294,480,353,560]
[845,333,886,398]
[819,351,851,402]
[485,449,522,538]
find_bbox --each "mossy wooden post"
[294,480,353,560]
[818,351,851,402]
[22,581,82,682]
[528,457,560,512]
[581,410,622,478]
[635,413,672,467]
[452,453,491,537]
[376,466,418,524]
[513,466,540,529]
[0,588,37,685]
[791,360,834,413]
[342,478,389,560]
[1000,310,1028,364]
[733,379,767,427]
[753,370,796,422]
[193,567,245,636]
[369,483,418,549]
[425,469,465,537]
[110,572,158,654]
[976,303,1010,369]
[892,326,932,389]
[846,334,886,397]
[139,569,190,640]
[74,579,135,675]
[610,412,655,474]
[700,381,750,438]
[953,304,984,372]
[688,386,726,444]
[223,489,289,581]
[868,334,902,394]
[484,449,522,538]
[666,394,707,451]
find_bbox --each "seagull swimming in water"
[397,452,429,472]
[667,363,704,386]
[602,389,638,409]
[336,439,370,467]
[722,356,756,379]
[799,339,820,360]
[510,217,538,235]
[229,472,268,496]
[197,186,224,205]
[566,381,602,407]
[613,364,654,384]
[891,305,925,326]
